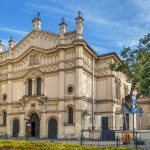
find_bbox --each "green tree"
[110,33,150,101]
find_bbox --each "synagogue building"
[0,12,132,139]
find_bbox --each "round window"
[67,85,74,94]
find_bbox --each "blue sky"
[0,0,150,55]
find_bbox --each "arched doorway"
[48,118,57,138]
[12,119,19,137]
[29,113,40,137]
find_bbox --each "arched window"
[37,78,41,95]
[68,107,73,124]
[28,79,32,96]
[3,112,6,126]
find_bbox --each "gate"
[12,119,19,137]
[101,130,115,140]
[48,118,57,139]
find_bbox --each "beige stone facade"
[0,14,131,139]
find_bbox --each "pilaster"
[75,46,83,98]
[7,64,13,107]
[41,78,44,95]
[75,111,82,137]
[59,49,65,99]
[40,113,47,138]
[19,114,25,137]
[32,79,36,95]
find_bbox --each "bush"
[0,140,135,150]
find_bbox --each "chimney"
[75,11,84,39]
[8,36,15,50]
[0,40,3,53]
[32,13,41,30]
[59,17,67,44]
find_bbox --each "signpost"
[132,90,137,145]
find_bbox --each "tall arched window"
[28,79,32,96]
[37,78,41,95]
[68,107,73,124]
[3,112,6,126]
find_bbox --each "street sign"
[123,132,132,143]
[132,108,137,114]
[132,100,136,105]
[132,96,137,114]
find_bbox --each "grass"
[0,140,135,150]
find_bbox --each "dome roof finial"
[78,11,81,17]
[76,10,84,21]
[59,17,67,26]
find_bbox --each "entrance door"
[101,117,108,130]
[31,122,36,136]
[29,113,40,137]
[12,119,19,137]
[48,118,57,139]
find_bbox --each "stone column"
[75,46,83,97]
[32,79,36,95]
[40,113,47,138]
[6,64,13,137]
[75,111,82,137]
[58,112,65,138]
[58,49,65,138]
[25,81,28,96]
[7,64,13,102]
[6,115,12,136]
[75,45,84,137]
[41,78,44,95]
[59,50,65,99]
[23,82,27,96]
[95,115,101,130]
[19,114,25,137]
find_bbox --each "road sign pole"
[133,113,135,146]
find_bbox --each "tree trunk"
[125,82,136,102]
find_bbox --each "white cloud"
[91,45,113,54]
[25,0,150,52]
[27,3,73,16]
[0,27,28,36]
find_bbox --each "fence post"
[80,134,83,146]
[51,134,54,143]
[65,135,67,142]
[5,133,7,140]
[135,133,138,149]
[116,135,120,147]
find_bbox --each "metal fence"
[0,133,149,150]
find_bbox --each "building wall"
[0,29,131,138]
